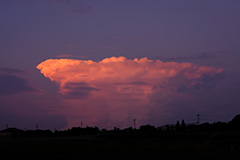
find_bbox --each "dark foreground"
[1,131,240,160]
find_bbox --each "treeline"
[1,114,240,137]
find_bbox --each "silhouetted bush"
[23,129,53,137]
[0,128,24,136]
[199,122,211,131]
[58,126,100,136]
[2,114,240,137]
[139,125,157,133]
[229,114,240,130]
[176,121,180,131]
[181,120,186,131]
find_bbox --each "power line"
[133,119,136,129]
[81,121,83,128]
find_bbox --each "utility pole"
[6,123,8,129]
[133,119,136,129]
[81,121,83,128]
[197,114,200,125]
[36,123,39,130]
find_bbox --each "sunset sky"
[1,0,240,130]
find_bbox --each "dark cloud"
[114,81,149,86]
[196,52,215,59]
[63,82,98,98]
[0,74,37,96]
[177,72,225,92]
[0,68,38,96]
[129,81,149,86]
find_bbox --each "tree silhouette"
[176,121,180,131]
[181,119,186,131]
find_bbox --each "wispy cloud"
[71,5,92,14]
[56,54,87,59]
[54,0,73,4]
[0,67,24,74]
[0,67,38,96]
[17,0,92,14]
[158,52,215,63]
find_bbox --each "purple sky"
[1,0,240,130]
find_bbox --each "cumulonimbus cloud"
[37,56,223,95]
[37,57,223,128]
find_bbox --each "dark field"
[1,131,240,160]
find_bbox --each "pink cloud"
[37,57,223,129]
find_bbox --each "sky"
[1,0,240,130]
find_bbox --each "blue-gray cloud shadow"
[62,82,99,99]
